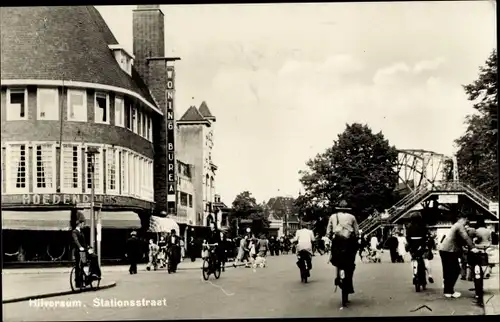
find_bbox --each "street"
[3,253,485,321]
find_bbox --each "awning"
[1,210,71,231]
[149,216,179,234]
[81,210,141,229]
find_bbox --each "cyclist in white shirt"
[292,222,316,275]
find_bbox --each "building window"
[125,100,131,130]
[134,155,140,196]
[33,143,55,192]
[37,88,59,120]
[6,144,28,193]
[61,144,81,192]
[137,111,143,137]
[188,194,193,208]
[128,153,134,195]
[67,89,87,122]
[142,113,147,138]
[106,148,118,194]
[6,88,28,121]
[121,150,128,195]
[115,97,124,127]
[94,92,109,124]
[148,117,153,140]
[85,146,102,193]
[180,192,188,207]
[132,106,138,133]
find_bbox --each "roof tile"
[198,101,215,119]
[179,106,206,122]
[0,6,156,107]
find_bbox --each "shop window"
[37,88,59,120]
[6,143,28,193]
[62,144,81,192]
[94,92,109,124]
[34,143,56,192]
[7,88,28,121]
[67,89,87,122]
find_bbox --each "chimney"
[132,5,165,85]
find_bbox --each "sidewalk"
[2,258,236,275]
[2,274,116,304]
[2,259,245,304]
[483,264,500,315]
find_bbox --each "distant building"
[266,196,300,237]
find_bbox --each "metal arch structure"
[395,149,452,192]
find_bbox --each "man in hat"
[167,229,181,272]
[326,200,360,298]
[126,231,142,275]
[72,211,87,287]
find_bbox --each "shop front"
[1,193,154,267]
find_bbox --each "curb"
[2,281,117,304]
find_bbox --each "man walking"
[71,211,87,288]
[167,229,181,272]
[126,231,141,274]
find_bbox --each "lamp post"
[86,147,100,266]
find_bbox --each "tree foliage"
[299,123,399,223]
[456,49,498,200]
[231,191,270,234]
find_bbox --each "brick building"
[0,5,206,263]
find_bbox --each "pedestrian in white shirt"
[292,222,315,275]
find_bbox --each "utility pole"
[86,147,100,266]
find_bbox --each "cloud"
[208,56,470,202]
[414,57,446,73]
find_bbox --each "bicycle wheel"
[202,259,210,281]
[418,259,426,291]
[70,267,77,292]
[214,263,221,279]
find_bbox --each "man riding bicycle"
[326,200,359,296]
[205,222,221,269]
[406,212,434,284]
[292,221,315,277]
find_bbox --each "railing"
[360,180,497,236]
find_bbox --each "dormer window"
[109,45,135,76]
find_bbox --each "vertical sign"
[166,65,177,215]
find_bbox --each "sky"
[96,1,496,205]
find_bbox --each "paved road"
[3,253,484,321]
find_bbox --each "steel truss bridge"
[359,149,498,236]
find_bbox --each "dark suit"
[71,228,86,287]
[167,235,181,271]
[126,236,142,274]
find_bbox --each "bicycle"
[70,248,101,292]
[296,250,311,283]
[468,246,490,307]
[409,237,427,292]
[202,243,221,280]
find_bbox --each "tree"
[299,123,399,223]
[231,191,270,234]
[456,49,498,200]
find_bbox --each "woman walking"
[396,232,408,263]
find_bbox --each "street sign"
[488,202,499,213]
[76,203,91,209]
[438,194,458,204]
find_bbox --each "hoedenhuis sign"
[166,65,177,213]
[12,194,118,205]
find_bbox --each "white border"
[1,79,162,115]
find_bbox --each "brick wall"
[132,7,165,86]
[0,87,154,159]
